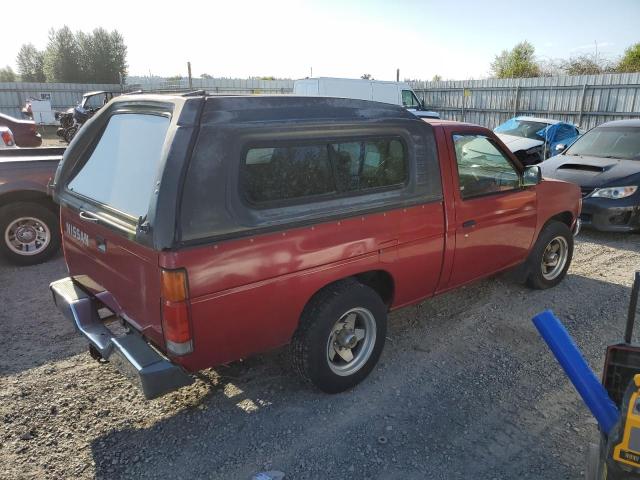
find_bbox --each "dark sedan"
[0,113,42,148]
[541,119,640,232]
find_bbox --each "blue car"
[494,116,581,165]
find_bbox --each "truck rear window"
[67,113,169,218]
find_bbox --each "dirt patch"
[1,231,639,479]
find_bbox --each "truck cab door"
[446,131,537,288]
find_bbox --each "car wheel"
[0,202,61,266]
[525,221,573,290]
[291,279,387,393]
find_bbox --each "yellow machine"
[612,374,640,472]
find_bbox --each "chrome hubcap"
[326,307,376,377]
[541,236,569,280]
[4,217,51,256]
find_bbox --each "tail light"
[160,268,193,355]
[1,130,15,147]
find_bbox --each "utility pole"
[396,69,399,82]
[187,61,193,89]
[310,67,313,78]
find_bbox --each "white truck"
[293,77,439,119]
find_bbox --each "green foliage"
[200,73,213,79]
[618,43,640,73]
[0,66,16,82]
[432,74,442,82]
[26,25,128,83]
[76,28,128,83]
[491,41,540,78]
[16,44,45,82]
[43,26,82,82]
[562,54,613,75]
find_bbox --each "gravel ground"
[1,230,639,480]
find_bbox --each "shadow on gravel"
[90,353,298,480]
[0,254,86,376]
[579,229,640,253]
[86,273,634,480]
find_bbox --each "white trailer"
[293,77,439,119]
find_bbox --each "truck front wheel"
[291,280,387,393]
[525,221,573,290]
[0,202,61,266]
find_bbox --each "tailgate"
[55,108,178,349]
[61,206,162,344]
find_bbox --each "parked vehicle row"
[47,94,580,398]
[541,119,640,232]
[494,116,581,165]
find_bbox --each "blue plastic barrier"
[532,310,620,435]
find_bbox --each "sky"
[2,0,639,81]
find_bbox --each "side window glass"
[243,145,334,203]
[242,138,407,206]
[452,134,520,200]
[330,139,406,192]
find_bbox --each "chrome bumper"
[50,277,193,399]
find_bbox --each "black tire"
[525,221,573,290]
[63,126,78,144]
[291,279,387,393]
[0,202,61,266]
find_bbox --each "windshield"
[564,126,640,160]
[494,118,552,140]
[67,113,170,218]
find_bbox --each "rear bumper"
[50,277,193,399]
[580,196,640,233]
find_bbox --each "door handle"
[79,210,99,223]
[462,219,476,228]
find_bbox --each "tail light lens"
[1,130,14,146]
[161,269,193,355]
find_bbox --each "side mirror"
[522,165,542,186]
[555,143,567,154]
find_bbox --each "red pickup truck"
[49,95,581,399]
[0,147,65,265]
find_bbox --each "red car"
[50,95,581,399]
[0,113,42,148]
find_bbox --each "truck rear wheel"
[291,279,387,393]
[525,221,573,290]
[0,202,60,266]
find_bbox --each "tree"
[43,26,82,82]
[431,74,442,82]
[16,44,45,82]
[200,73,213,79]
[77,28,128,83]
[561,54,613,75]
[0,66,16,82]
[361,73,373,80]
[491,41,540,78]
[618,43,640,73]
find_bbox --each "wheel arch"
[298,269,396,321]
[0,190,58,214]
[546,211,574,229]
